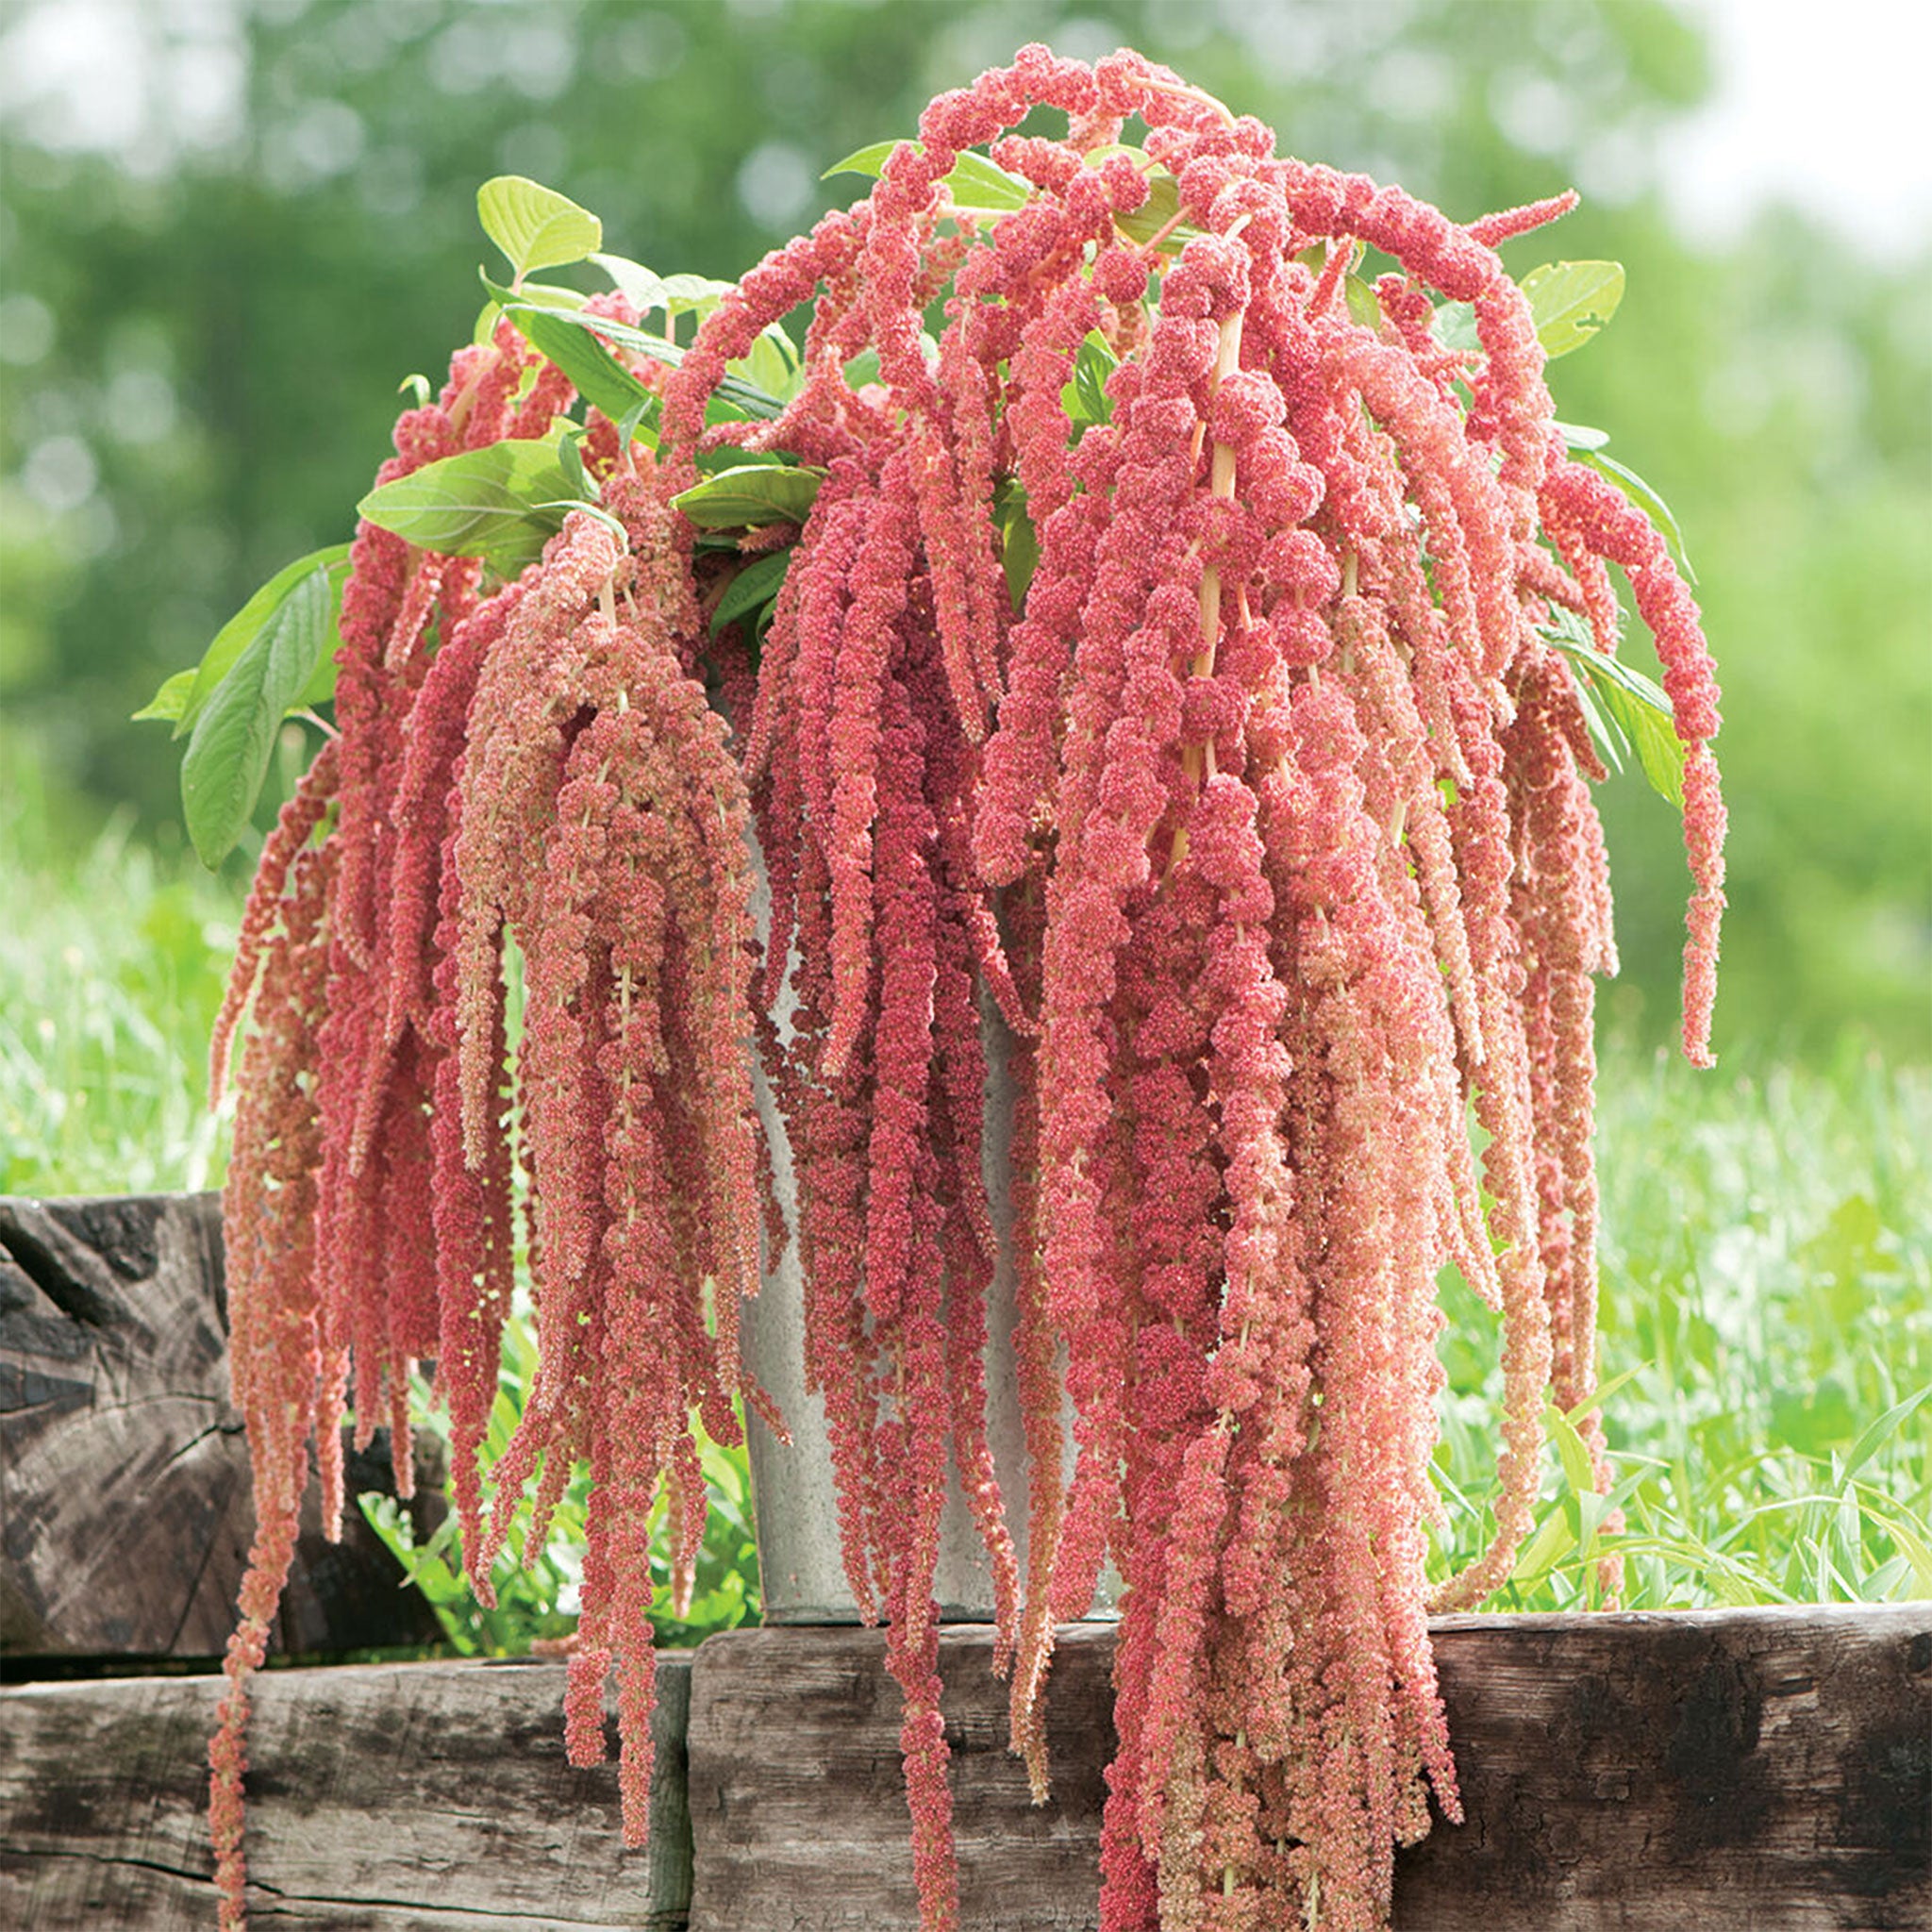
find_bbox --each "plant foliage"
[163,47,1733,1932]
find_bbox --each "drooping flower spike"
[211,42,1722,1932]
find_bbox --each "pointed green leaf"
[1520,260,1624,358]
[1546,618,1689,810]
[1842,1383,1932,1483]
[1575,446,1696,581]
[993,476,1038,611]
[1556,419,1611,451]
[523,308,784,420]
[823,142,900,180]
[591,252,668,314]
[709,549,792,635]
[1061,331,1118,437]
[1568,662,1627,776]
[1509,1502,1577,1587]
[490,286,657,425]
[1113,169,1191,250]
[655,271,735,318]
[556,426,590,501]
[132,669,197,724]
[824,140,1031,213]
[476,175,602,282]
[1432,299,1479,353]
[181,562,335,866]
[160,545,354,740]
[672,464,822,530]
[491,276,587,311]
[1546,1401,1601,1499]
[358,440,576,568]
[732,324,804,405]
[1343,273,1383,332]
[941,147,1033,211]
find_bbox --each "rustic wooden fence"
[4,1194,1928,1930]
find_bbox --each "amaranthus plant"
[150,44,1724,1932]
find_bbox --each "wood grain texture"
[686,1607,1932,1932]
[690,1623,1115,1932]
[0,1653,693,1929]
[0,1191,443,1658]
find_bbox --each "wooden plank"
[685,1607,1932,1931]
[0,1653,693,1929]
[0,1191,443,1658]
[689,1623,1113,1932]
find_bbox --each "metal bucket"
[738,838,1107,1624]
[741,978,1034,1621]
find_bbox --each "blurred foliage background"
[2,0,1926,1063]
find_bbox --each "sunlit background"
[3,0,1927,1069]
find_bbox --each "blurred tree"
[1,0,1924,1054]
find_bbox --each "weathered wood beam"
[5,1609,1924,1928]
[0,1191,442,1658]
[0,1654,692,1929]
[684,1607,1932,1931]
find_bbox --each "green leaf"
[1841,1383,1932,1483]
[160,545,354,741]
[942,147,1034,211]
[1556,419,1610,451]
[131,669,196,724]
[476,175,603,283]
[1575,446,1697,582]
[672,463,822,530]
[655,270,736,319]
[527,308,784,420]
[592,252,666,313]
[181,560,335,866]
[531,499,625,544]
[1545,617,1689,810]
[555,426,590,501]
[1113,169,1189,250]
[491,288,656,425]
[1432,300,1479,353]
[591,255,733,327]
[1061,331,1118,436]
[993,476,1038,611]
[731,324,804,406]
[358,440,575,569]
[1509,1501,1577,1587]
[1343,274,1382,332]
[1546,1401,1601,1500]
[1566,660,1626,776]
[493,277,587,311]
[1520,260,1625,359]
[709,549,792,635]
[824,140,1031,213]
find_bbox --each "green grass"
[6,742,1925,1634]
[0,738,238,1197]
[1432,1042,1931,1611]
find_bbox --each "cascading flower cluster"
[208,325,766,1924]
[206,42,1723,1932]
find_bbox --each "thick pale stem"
[1171,305,1246,872]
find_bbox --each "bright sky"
[1661,0,1932,255]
